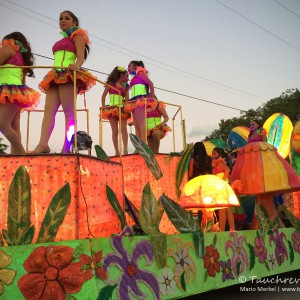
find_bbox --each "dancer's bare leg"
[151,129,163,153]
[33,87,60,153]
[121,119,128,154]
[134,106,147,143]
[59,84,75,153]
[11,110,21,154]
[0,103,25,154]
[109,117,119,156]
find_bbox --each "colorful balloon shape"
[203,138,229,156]
[263,113,293,158]
[227,126,250,150]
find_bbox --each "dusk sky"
[1,0,299,155]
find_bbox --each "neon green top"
[131,84,147,98]
[109,94,124,106]
[147,117,161,130]
[0,64,22,85]
[54,50,76,68]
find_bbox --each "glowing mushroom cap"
[230,142,300,195]
[180,174,240,210]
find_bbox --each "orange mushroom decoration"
[230,142,300,228]
[179,175,240,230]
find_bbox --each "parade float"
[0,68,300,300]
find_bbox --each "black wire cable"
[273,0,300,19]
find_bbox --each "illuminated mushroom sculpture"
[230,142,300,228]
[180,174,240,230]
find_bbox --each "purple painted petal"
[131,240,154,265]
[228,272,235,280]
[222,272,227,282]
[104,254,128,272]
[220,260,226,270]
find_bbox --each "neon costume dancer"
[248,120,267,143]
[146,102,171,153]
[126,61,156,143]
[101,66,130,156]
[212,147,235,232]
[0,32,40,154]
[32,10,95,154]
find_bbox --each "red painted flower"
[92,250,107,280]
[18,246,93,300]
[203,244,220,277]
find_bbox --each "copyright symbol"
[239,276,247,283]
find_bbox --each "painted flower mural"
[220,259,234,282]
[225,232,249,276]
[203,244,220,277]
[103,226,160,300]
[167,237,196,291]
[269,228,288,266]
[92,250,107,280]
[18,246,93,300]
[253,236,268,263]
[291,231,300,254]
[0,250,16,296]
[157,268,176,295]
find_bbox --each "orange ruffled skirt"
[39,68,95,95]
[100,105,131,120]
[124,96,157,113]
[147,124,172,137]
[0,84,40,111]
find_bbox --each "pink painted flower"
[225,232,249,276]
[291,231,300,253]
[253,236,267,263]
[269,228,288,266]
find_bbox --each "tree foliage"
[0,137,8,154]
[206,89,300,141]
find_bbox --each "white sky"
[0,0,299,155]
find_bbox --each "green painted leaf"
[204,270,208,282]
[248,243,255,271]
[7,166,31,245]
[264,260,270,271]
[175,143,194,199]
[150,232,167,268]
[272,217,280,229]
[19,225,35,245]
[180,271,186,292]
[203,219,214,233]
[140,183,161,234]
[124,195,140,224]
[66,295,77,300]
[255,202,272,237]
[94,145,110,161]
[129,133,163,180]
[97,285,117,300]
[106,184,126,230]
[36,183,71,243]
[278,204,300,231]
[237,261,241,275]
[288,240,294,264]
[213,234,217,247]
[2,229,13,246]
[160,194,201,233]
[192,231,205,258]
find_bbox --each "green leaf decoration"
[150,232,167,268]
[129,133,163,180]
[124,195,140,224]
[140,183,161,234]
[2,229,13,246]
[160,194,201,233]
[278,204,300,231]
[213,234,217,247]
[36,183,71,243]
[237,261,241,275]
[192,231,205,258]
[248,243,255,271]
[19,225,35,245]
[94,145,110,161]
[175,143,194,199]
[180,271,186,292]
[272,217,280,229]
[264,260,270,271]
[106,184,126,230]
[7,166,31,245]
[288,240,294,264]
[0,233,4,246]
[203,219,214,233]
[204,270,208,282]
[66,295,77,300]
[97,284,117,300]
[254,202,272,237]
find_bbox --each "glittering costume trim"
[101,105,131,120]
[124,96,157,113]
